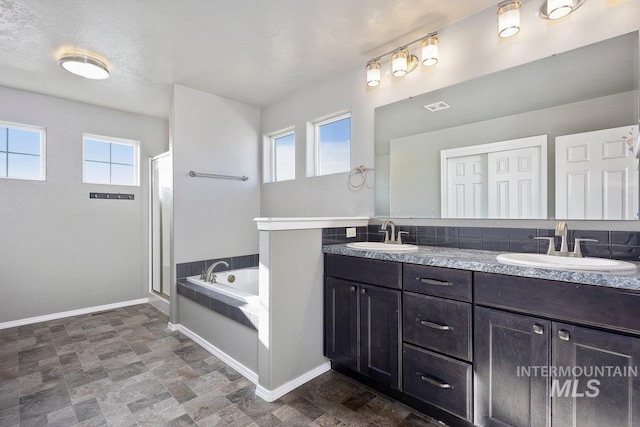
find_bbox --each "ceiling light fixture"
[539,0,585,19]
[497,0,522,38]
[364,31,439,87]
[58,54,110,80]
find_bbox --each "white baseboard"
[255,362,332,402]
[167,322,178,332]
[172,323,259,384]
[0,298,149,330]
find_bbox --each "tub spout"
[205,261,229,282]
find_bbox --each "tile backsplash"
[322,225,640,262]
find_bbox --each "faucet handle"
[534,237,556,255]
[572,238,598,258]
[397,231,409,244]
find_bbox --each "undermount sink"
[346,241,419,253]
[496,253,637,273]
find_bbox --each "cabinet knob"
[558,330,571,341]
[349,286,356,292]
[533,324,544,335]
[360,288,367,294]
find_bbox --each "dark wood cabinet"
[324,268,402,390]
[474,307,551,427]
[552,322,640,427]
[359,284,401,389]
[325,277,359,371]
[325,252,640,427]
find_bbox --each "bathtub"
[186,267,259,305]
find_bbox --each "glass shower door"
[151,152,171,297]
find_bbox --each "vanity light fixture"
[364,31,439,86]
[539,0,585,19]
[58,54,110,80]
[366,61,381,86]
[421,35,439,67]
[497,0,522,38]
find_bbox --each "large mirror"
[375,31,639,220]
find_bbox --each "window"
[271,130,295,181]
[83,134,139,186]
[314,112,351,176]
[0,122,46,181]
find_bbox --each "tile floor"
[0,304,444,427]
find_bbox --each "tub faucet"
[205,260,229,283]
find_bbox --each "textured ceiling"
[0,0,497,118]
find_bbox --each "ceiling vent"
[424,101,451,112]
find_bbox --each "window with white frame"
[0,122,46,181]
[83,134,139,186]
[271,130,295,182]
[314,111,351,176]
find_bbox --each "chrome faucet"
[555,221,569,255]
[205,260,229,283]
[535,222,598,258]
[380,220,409,244]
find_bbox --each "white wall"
[0,86,167,323]
[171,84,260,264]
[260,0,640,223]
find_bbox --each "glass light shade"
[546,0,573,19]
[366,62,381,86]
[391,49,409,77]
[498,1,521,38]
[59,55,110,80]
[421,37,439,67]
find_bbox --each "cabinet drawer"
[475,272,640,335]
[403,343,472,421]
[403,264,472,301]
[326,254,401,289]
[403,292,472,361]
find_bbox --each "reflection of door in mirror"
[556,125,639,220]
[441,135,547,219]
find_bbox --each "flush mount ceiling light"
[497,0,522,38]
[539,0,585,19]
[58,54,110,80]
[364,31,439,86]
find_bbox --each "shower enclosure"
[150,152,172,297]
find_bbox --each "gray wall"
[259,0,639,232]
[0,86,167,323]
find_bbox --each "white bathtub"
[186,267,259,305]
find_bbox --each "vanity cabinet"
[324,255,402,390]
[475,272,640,427]
[324,252,640,427]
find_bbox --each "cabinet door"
[325,277,359,372]
[552,323,640,427]
[360,284,402,390]
[475,307,550,427]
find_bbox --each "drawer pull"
[417,278,452,286]
[417,372,452,389]
[420,320,453,331]
[558,330,571,341]
[349,286,356,292]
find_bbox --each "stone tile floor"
[0,304,445,427]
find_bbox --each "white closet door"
[487,146,544,219]
[555,125,639,220]
[445,154,488,218]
